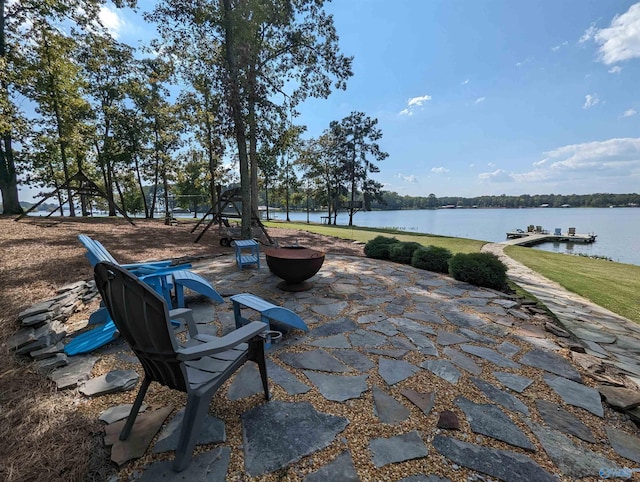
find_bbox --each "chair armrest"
[176,321,267,360]
[133,263,192,276]
[121,260,173,269]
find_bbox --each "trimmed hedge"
[411,245,452,273]
[448,252,508,290]
[364,235,399,260]
[389,241,423,264]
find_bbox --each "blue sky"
[99,1,640,198]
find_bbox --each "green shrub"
[411,245,452,273]
[389,241,423,264]
[448,252,508,290]
[364,235,399,259]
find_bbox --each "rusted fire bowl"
[264,246,325,291]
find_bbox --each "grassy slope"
[266,220,639,324]
[505,245,640,324]
[264,221,486,254]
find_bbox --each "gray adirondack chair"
[93,261,269,472]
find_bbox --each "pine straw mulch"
[0,215,363,482]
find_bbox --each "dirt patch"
[0,216,363,482]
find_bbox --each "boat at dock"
[505,226,597,246]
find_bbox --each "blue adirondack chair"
[68,235,224,355]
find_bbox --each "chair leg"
[249,337,270,401]
[172,392,211,472]
[120,377,151,440]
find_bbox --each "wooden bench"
[232,239,260,269]
[230,293,308,348]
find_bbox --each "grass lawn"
[264,221,486,254]
[505,245,640,325]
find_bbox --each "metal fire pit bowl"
[264,246,325,291]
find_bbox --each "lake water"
[273,207,640,266]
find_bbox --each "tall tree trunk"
[248,65,259,219]
[0,0,22,215]
[203,87,218,212]
[133,154,149,217]
[162,170,170,223]
[0,137,22,214]
[222,0,251,239]
[348,135,357,226]
[42,30,75,217]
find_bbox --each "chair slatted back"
[94,262,188,392]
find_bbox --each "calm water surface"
[276,207,640,266]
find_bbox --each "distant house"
[561,204,571,208]
[539,203,550,208]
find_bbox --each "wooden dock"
[504,230,597,246]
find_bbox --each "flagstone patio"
[18,249,640,480]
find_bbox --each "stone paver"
[369,431,428,467]
[242,401,348,476]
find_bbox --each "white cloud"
[515,57,532,67]
[623,108,637,117]
[487,162,496,167]
[474,97,486,104]
[583,94,600,109]
[608,65,622,74]
[478,169,513,183]
[399,94,432,116]
[514,138,640,184]
[99,5,125,39]
[551,41,568,52]
[408,95,432,106]
[461,79,469,85]
[580,23,598,43]
[593,3,640,64]
[397,173,419,182]
[431,167,450,174]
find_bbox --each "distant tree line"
[370,192,640,210]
